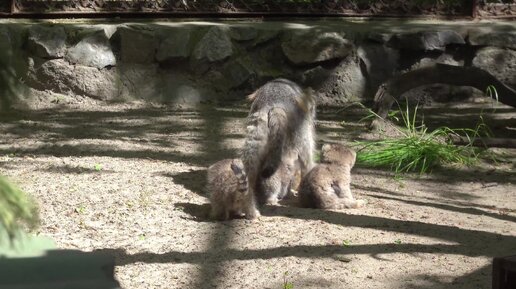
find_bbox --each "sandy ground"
[0,99,515,289]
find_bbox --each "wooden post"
[10,0,16,14]
[493,255,516,289]
[471,0,479,18]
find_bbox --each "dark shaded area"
[175,202,211,221]
[0,250,121,289]
[355,184,516,223]
[493,255,516,289]
[165,169,208,197]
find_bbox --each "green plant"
[354,102,489,174]
[75,205,86,214]
[94,163,103,171]
[0,176,39,243]
[283,271,294,289]
[486,85,499,102]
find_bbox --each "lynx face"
[321,143,356,167]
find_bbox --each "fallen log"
[450,135,516,149]
[372,63,516,129]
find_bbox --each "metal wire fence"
[0,0,514,18]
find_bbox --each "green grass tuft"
[354,103,489,174]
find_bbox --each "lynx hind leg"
[243,174,261,220]
[244,193,261,220]
[298,178,334,209]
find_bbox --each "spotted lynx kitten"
[298,144,365,209]
[206,159,249,221]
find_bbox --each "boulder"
[468,29,516,49]
[65,31,116,69]
[118,26,157,64]
[410,53,462,69]
[118,63,160,100]
[161,72,209,104]
[473,47,516,88]
[389,31,465,51]
[156,29,193,62]
[251,29,280,47]
[26,58,119,100]
[309,56,366,105]
[27,26,67,58]
[281,30,354,65]
[221,58,255,88]
[367,32,393,44]
[192,26,233,62]
[229,26,259,41]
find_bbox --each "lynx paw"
[265,197,279,206]
[355,199,367,208]
[245,207,261,220]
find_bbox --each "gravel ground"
[0,99,515,289]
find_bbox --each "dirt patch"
[0,100,515,289]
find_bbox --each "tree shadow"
[0,106,246,167]
[355,184,516,223]
[163,169,208,197]
[175,202,211,222]
[95,204,515,280]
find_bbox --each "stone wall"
[0,19,515,107]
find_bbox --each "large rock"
[229,26,259,41]
[192,26,233,62]
[389,31,465,51]
[468,29,516,49]
[156,29,194,62]
[65,31,116,69]
[161,72,211,104]
[367,32,393,44]
[410,53,462,69]
[118,27,157,64]
[27,26,67,58]
[473,47,516,88]
[251,29,280,47]
[281,30,354,65]
[309,56,366,105]
[26,58,119,100]
[221,58,254,88]
[118,64,160,100]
